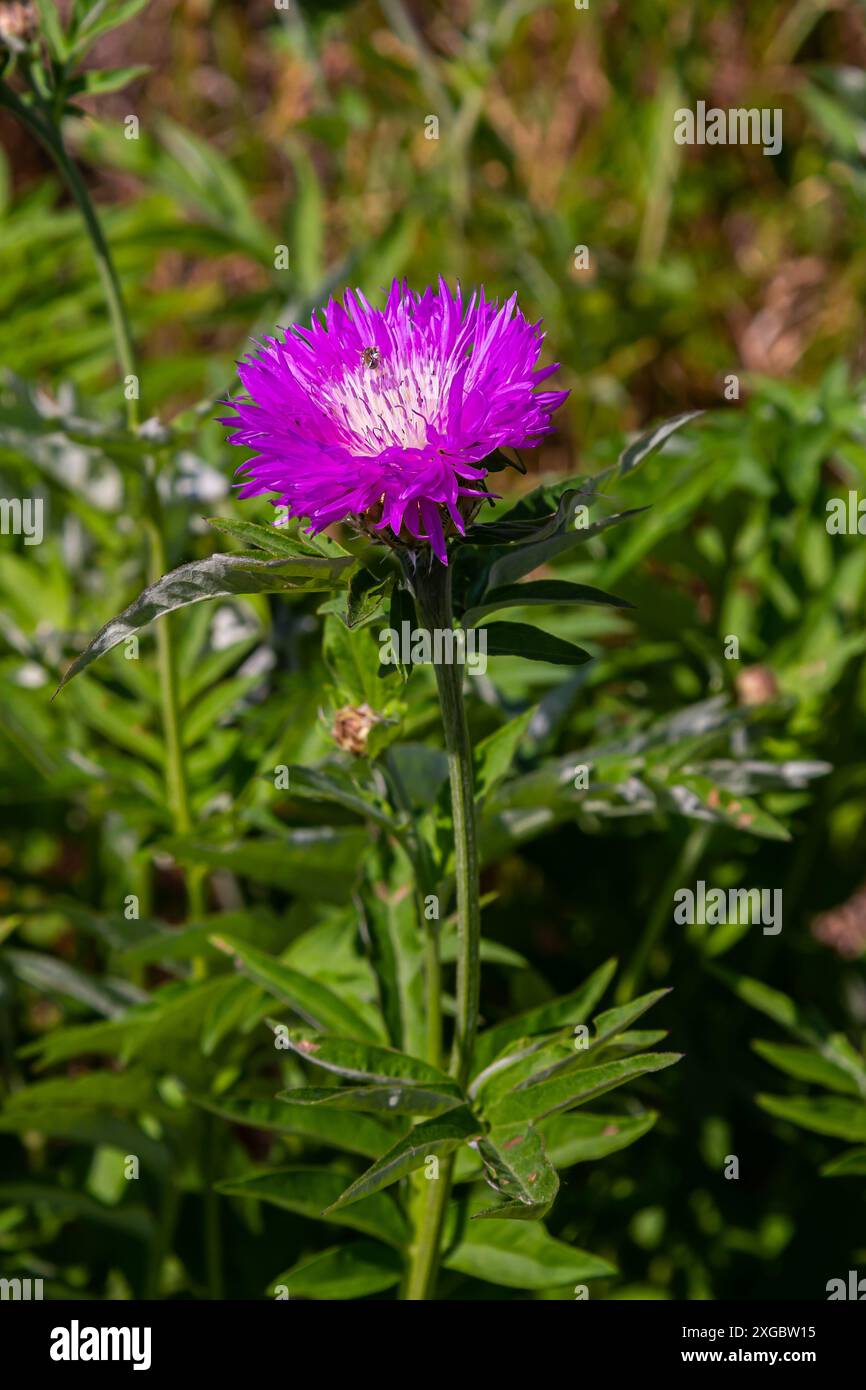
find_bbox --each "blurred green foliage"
[1,0,865,1300]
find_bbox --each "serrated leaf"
[217,1167,407,1247]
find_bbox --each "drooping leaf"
[55,550,356,692]
[463,580,634,628]
[478,622,592,667]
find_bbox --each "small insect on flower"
[222,278,568,565]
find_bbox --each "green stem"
[403,557,481,1300]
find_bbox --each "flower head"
[221,278,567,563]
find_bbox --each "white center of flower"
[320,352,445,456]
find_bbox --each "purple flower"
[221,277,568,564]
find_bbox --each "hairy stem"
[403,557,481,1300]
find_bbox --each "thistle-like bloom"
[222,278,567,563]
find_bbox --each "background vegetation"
[1,0,865,1300]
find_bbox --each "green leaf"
[1,1069,162,1115]
[752,1041,863,1096]
[463,580,634,628]
[346,565,393,629]
[473,958,617,1072]
[479,622,592,666]
[487,989,672,1097]
[617,411,703,476]
[279,1083,463,1118]
[72,2,168,58]
[473,1122,559,1219]
[821,1148,866,1177]
[361,842,426,1056]
[324,1106,482,1211]
[472,708,534,804]
[193,1093,397,1158]
[205,516,332,558]
[283,1033,455,1088]
[72,64,149,94]
[34,0,69,58]
[55,551,355,693]
[488,1053,682,1125]
[281,765,395,829]
[756,1094,866,1142]
[162,829,367,903]
[652,773,790,841]
[210,936,380,1040]
[444,1219,615,1290]
[479,507,648,587]
[216,1167,408,1248]
[538,1110,658,1168]
[269,1242,402,1299]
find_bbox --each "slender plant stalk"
[403,558,481,1299]
[0,79,205,919]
